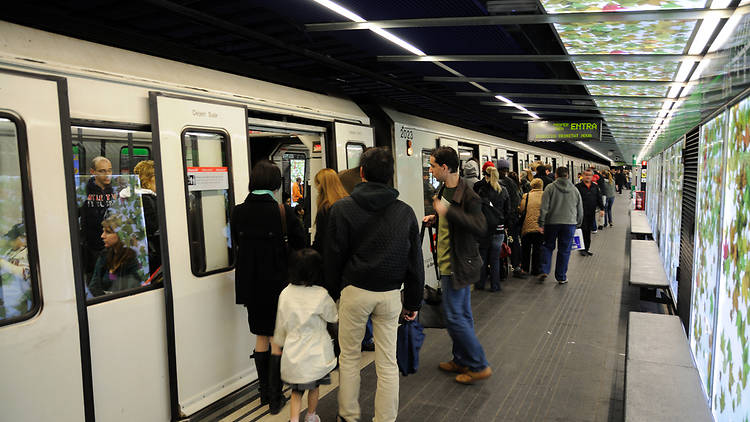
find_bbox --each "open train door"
[150,92,253,418]
[0,71,87,420]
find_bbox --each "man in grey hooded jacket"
[462,159,481,189]
[537,167,583,284]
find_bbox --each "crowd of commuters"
[226,147,630,421]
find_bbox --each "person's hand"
[423,215,436,226]
[538,227,544,234]
[433,197,448,217]
[402,309,418,321]
[600,210,605,217]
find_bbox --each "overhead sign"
[528,120,602,142]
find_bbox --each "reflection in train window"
[422,150,439,217]
[345,142,365,169]
[182,130,234,276]
[69,126,163,302]
[0,115,40,324]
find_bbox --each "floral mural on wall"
[540,0,706,14]
[587,84,668,97]
[712,97,750,420]
[554,20,696,55]
[576,61,679,81]
[690,111,726,397]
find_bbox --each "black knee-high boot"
[252,350,270,405]
[268,354,286,414]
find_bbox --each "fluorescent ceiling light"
[690,58,711,81]
[311,0,425,55]
[576,141,612,163]
[707,1,748,53]
[495,95,513,104]
[674,61,694,82]
[688,17,720,54]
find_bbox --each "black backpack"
[479,191,504,234]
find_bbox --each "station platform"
[225,193,651,422]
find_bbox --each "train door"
[479,145,491,166]
[249,123,327,244]
[551,157,557,171]
[150,93,252,417]
[69,124,170,422]
[0,71,86,420]
[457,143,476,176]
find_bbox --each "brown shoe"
[439,360,469,374]
[455,366,492,384]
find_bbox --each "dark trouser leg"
[529,232,544,275]
[488,234,504,290]
[540,225,560,276]
[554,225,577,281]
[521,233,532,273]
[476,244,490,289]
[605,197,614,225]
[441,276,489,372]
[581,215,593,252]
[509,225,522,271]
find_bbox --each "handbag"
[500,241,512,259]
[418,222,446,329]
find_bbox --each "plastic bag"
[571,228,586,250]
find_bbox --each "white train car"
[0,21,374,422]
[0,21,607,422]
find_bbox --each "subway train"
[0,21,603,421]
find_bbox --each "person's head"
[100,213,137,270]
[603,170,613,183]
[530,178,543,190]
[523,170,534,182]
[248,160,282,192]
[133,160,156,192]
[545,164,552,174]
[90,156,112,187]
[582,169,593,183]
[282,192,291,206]
[314,168,349,213]
[531,161,543,174]
[359,147,394,184]
[481,161,494,179]
[429,146,459,182]
[294,203,305,216]
[486,166,501,193]
[509,171,520,184]
[296,177,302,184]
[287,248,323,287]
[556,167,570,180]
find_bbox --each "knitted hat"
[497,158,511,169]
[482,161,495,173]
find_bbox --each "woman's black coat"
[231,193,305,336]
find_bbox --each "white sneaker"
[305,414,321,422]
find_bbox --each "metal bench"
[630,239,674,309]
[630,210,653,240]
[625,312,712,422]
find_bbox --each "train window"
[182,130,234,276]
[345,142,365,169]
[421,150,439,217]
[0,115,40,325]
[70,126,163,302]
[119,146,151,174]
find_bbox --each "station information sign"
[527,120,602,142]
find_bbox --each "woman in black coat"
[230,160,304,414]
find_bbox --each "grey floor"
[310,194,646,422]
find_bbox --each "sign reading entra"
[527,120,602,142]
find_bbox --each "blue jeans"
[604,197,615,225]
[362,317,374,346]
[476,233,505,291]
[441,275,489,372]
[540,224,577,282]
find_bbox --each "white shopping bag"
[571,228,586,250]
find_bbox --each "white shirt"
[273,285,338,384]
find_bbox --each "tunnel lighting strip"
[310,0,540,120]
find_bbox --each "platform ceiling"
[5,0,749,164]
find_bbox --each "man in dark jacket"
[576,170,606,256]
[325,147,424,422]
[497,159,524,277]
[80,156,116,280]
[532,161,554,188]
[424,146,492,385]
[615,169,626,194]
